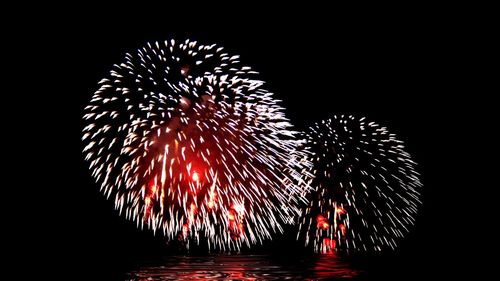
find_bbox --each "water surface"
[125,254,363,280]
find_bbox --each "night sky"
[27,8,472,279]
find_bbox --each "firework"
[82,39,310,251]
[297,115,421,253]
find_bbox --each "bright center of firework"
[192,171,200,182]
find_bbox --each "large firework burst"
[82,39,310,250]
[297,115,421,253]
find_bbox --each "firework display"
[297,116,421,253]
[82,39,311,250]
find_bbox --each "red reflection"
[128,255,361,279]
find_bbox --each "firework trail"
[297,115,421,253]
[82,39,311,251]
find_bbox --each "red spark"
[180,65,190,77]
[336,207,346,215]
[207,201,214,209]
[228,205,245,239]
[316,214,329,230]
[228,210,235,221]
[322,238,337,254]
[339,224,346,236]
[207,172,217,209]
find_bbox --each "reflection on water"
[126,254,362,280]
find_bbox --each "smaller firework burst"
[298,115,422,253]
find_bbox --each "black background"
[24,6,477,280]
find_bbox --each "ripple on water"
[126,254,362,280]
